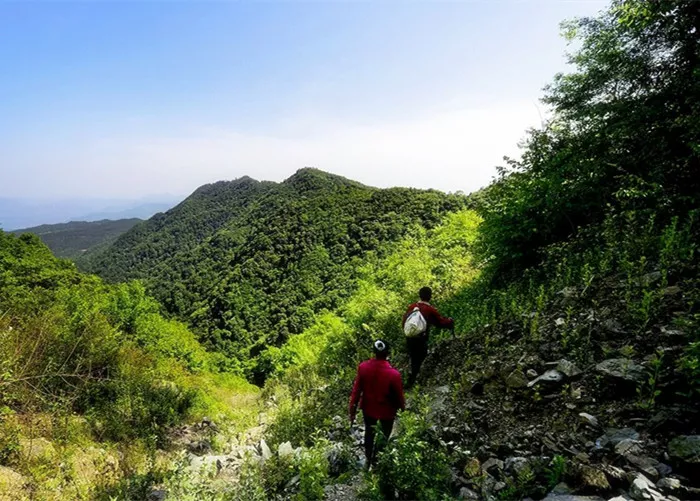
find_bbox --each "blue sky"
[1,1,607,199]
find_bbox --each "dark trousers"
[406,335,428,387]
[364,414,394,466]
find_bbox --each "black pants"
[406,335,428,387]
[364,414,394,466]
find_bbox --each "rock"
[606,428,641,446]
[259,439,272,461]
[660,326,685,338]
[629,473,664,501]
[596,359,646,384]
[528,370,565,387]
[601,465,627,486]
[187,439,212,455]
[579,413,600,428]
[552,482,575,494]
[539,495,605,501]
[148,490,167,501]
[0,466,27,496]
[464,457,481,478]
[616,439,644,456]
[506,370,529,388]
[505,457,530,476]
[668,436,700,463]
[459,487,479,499]
[641,271,662,285]
[576,464,611,492]
[556,359,582,378]
[656,478,681,494]
[558,286,579,298]
[626,455,661,480]
[527,369,539,378]
[655,463,672,477]
[285,474,300,490]
[482,457,504,473]
[19,437,56,462]
[278,441,295,457]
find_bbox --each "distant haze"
[0,196,179,230]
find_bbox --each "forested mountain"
[86,168,467,374]
[11,218,142,259]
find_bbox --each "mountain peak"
[283,168,366,192]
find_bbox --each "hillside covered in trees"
[1,1,699,500]
[11,218,142,260]
[85,168,467,378]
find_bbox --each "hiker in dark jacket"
[402,286,454,388]
[349,339,406,468]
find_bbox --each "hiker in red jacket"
[402,286,454,388]
[349,339,406,468]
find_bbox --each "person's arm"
[425,304,454,329]
[348,365,363,424]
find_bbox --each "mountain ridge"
[84,168,468,375]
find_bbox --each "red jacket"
[349,358,406,421]
[402,301,454,337]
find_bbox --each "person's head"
[419,286,432,302]
[373,339,389,360]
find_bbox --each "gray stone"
[259,439,272,461]
[579,413,600,428]
[187,439,212,455]
[558,287,579,298]
[459,487,479,499]
[629,473,664,501]
[482,457,504,473]
[656,478,681,494]
[278,441,294,457]
[616,439,643,455]
[505,456,530,476]
[148,490,168,501]
[577,464,611,491]
[528,370,565,387]
[540,495,605,501]
[557,359,582,378]
[668,435,700,463]
[506,370,529,388]
[626,455,661,480]
[606,428,641,446]
[596,359,646,384]
[641,272,662,285]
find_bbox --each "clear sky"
[1,0,607,199]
